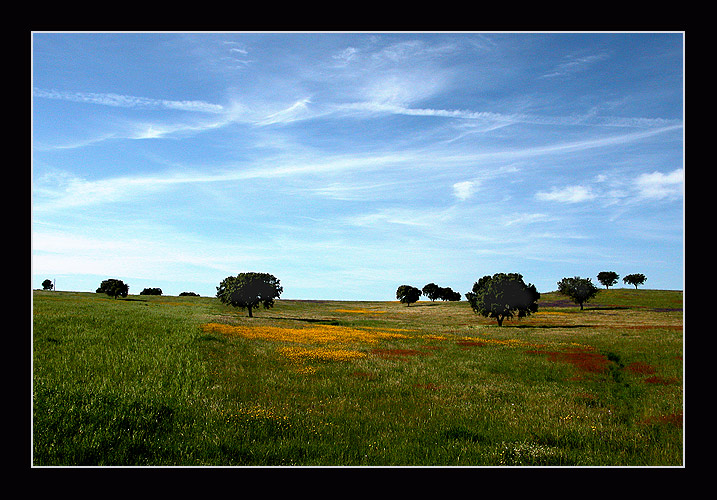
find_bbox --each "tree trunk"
[247,306,253,317]
[497,315,504,327]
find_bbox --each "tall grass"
[32,290,683,466]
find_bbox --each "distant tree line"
[395,270,648,326]
[394,283,462,307]
[44,268,648,326]
[422,283,461,302]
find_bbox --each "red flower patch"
[456,340,487,348]
[644,375,679,385]
[625,361,657,375]
[639,412,683,428]
[526,348,610,373]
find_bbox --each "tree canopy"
[438,287,461,301]
[422,283,461,301]
[465,273,540,326]
[422,283,441,301]
[96,279,129,299]
[557,276,599,310]
[396,285,422,306]
[597,271,619,289]
[623,273,647,289]
[217,272,283,317]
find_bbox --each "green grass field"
[32,288,683,466]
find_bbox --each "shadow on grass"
[503,324,592,329]
[267,316,341,325]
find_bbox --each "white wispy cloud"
[535,185,596,203]
[534,168,684,207]
[452,180,477,201]
[33,88,225,113]
[635,168,684,199]
[540,52,611,79]
[258,98,315,125]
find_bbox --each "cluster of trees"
[397,270,648,326]
[91,279,199,299]
[422,283,462,302]
[597,271,647,289]
[395,283,461,306]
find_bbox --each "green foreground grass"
[32,289,683,466]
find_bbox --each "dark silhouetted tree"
[438,286,461,301]
[396,285,422,306]
[140,287,163,295]
[557,276,599,310]
[96,279,129,299]
[422,283,441,301]
[623,273,647,289]
[42,279,53,291]
[217,272,283,317]
[465,273,540,326]
[597,271,619,289]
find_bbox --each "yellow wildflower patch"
[277,346,367,362]
[200,322,410,345]
[200,322,411,372]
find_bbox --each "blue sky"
[32,32,684,300]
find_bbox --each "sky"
[31,32,684,300]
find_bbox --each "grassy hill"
[32,288,683,466]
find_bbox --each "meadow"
[32,288,683,466]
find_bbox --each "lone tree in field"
[396,285,422,306]
[96,278,129,299]
[217,272,283,317]
[465,273,540,326]
[557,276,599,310]
[623,273,647,289]
[42,279,53,291]
[597,271,620,289]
